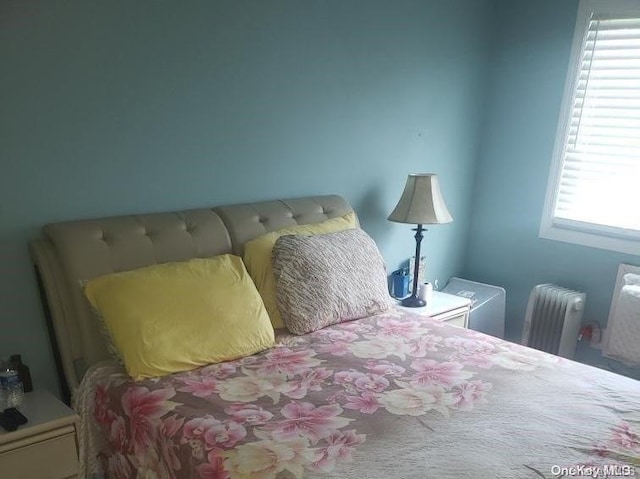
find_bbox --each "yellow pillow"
[243,212,358,328]
[83,255,274,379]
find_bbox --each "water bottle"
[0,358,24,409]
[10,354,32,393]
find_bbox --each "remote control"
[0,407,28,432]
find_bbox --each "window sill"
[539,223,640,256]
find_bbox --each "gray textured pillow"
[272,228,392,335]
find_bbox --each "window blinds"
[554,15,640,235]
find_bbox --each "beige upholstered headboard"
[30,195,355,400]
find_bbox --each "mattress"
[75,308,640,478]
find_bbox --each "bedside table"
[397,290,472,328]
[0,390,79,479]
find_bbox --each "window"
[540,0,640,255]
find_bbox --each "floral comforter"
[76,308,640,478]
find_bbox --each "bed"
[30,195,640,478]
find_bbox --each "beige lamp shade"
[388,173,453,225]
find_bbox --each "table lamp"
[388,173,453,307]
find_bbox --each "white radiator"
[521,284,586,359]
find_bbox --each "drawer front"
[445,313,467,328]
[0,432,78,479]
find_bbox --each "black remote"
[0,407,28,432]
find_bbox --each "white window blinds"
[554,15,640,236]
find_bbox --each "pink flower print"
[344,391,380,414]
[178,377,220,398]
[109,414,128,452]
[326,391,347,404]
[459,353,493,369]
[311,429,366,472]
[197,449,229,479]
[407,334,442,357]
[379,386,452,416]
[612,422,640,450]
[256,348,322,375]
[349,337,408,360]
[450,380,492,410]
[186,438,206,461]
[107,451,132,479]
[265,401,352,444]
[339,321,373,333]
[334,369,367,386]
[183,415,246,449]
[159,415,184,472]
[409,359,473,389]
[121,387,177,456]
[445,336,495,355]
[223,438,314,479]
[95,384,111,426]
[324,330,359,342]
[224,404,274,426]
[128,449,172,479]
[364,360,405,377]
[237,354,259,366]
[203,419,247,449]
[282,367,333,399]
[200,362,236,379]
[317,341,351,356]
[354,374,389,393]
[183,415,218,441]
[218,372,286,403]
[379,319,421,338]
[305,367,333,384]
[104,409,117,428]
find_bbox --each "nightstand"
[397,290,472,328]
[0,390,79,479]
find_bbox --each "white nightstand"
[397,290,472,328]
[0,390,79,479]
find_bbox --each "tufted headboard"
[30,195,355,400]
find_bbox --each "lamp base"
[400,296,426,308]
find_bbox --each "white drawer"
[446,313,467,328]
[0,428,78,479]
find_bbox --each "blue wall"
[464,0,640,377]
[0,0,493,395]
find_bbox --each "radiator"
[521,284,586,359]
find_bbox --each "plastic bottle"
[10,354,32,393]
[0,359,24,408]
